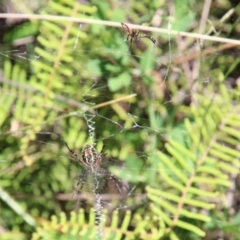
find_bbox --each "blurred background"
[0,0,240,239]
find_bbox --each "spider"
[121,22,156,44]
[64,141,127,195]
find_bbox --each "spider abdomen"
[82,145,102,167]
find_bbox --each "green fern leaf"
[32,209,134,240]
[146,85,240,239]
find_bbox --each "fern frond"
[32,209,134,240]
[10,0,97,165]
[146,85,240,239]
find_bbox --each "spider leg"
[100,143,106,155]
[64,141,76,155]
[72,170,88,211]
[110,174,123,194]
[99,168,128,194]
[135,31,140,41]
[146,36,156,44]
[76,170,87,190]
[69,156,79,165]
[110,173,128,193]
[77,176,83,187]
[64,141,90,168]
[138,34,156,44]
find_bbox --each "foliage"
[1,0,240,240]
[32,210,133,240]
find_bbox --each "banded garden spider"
[121,22,156,44]
[64,141,127,196]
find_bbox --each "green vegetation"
[0,0,240,239]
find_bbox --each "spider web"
[0,2,240,239]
